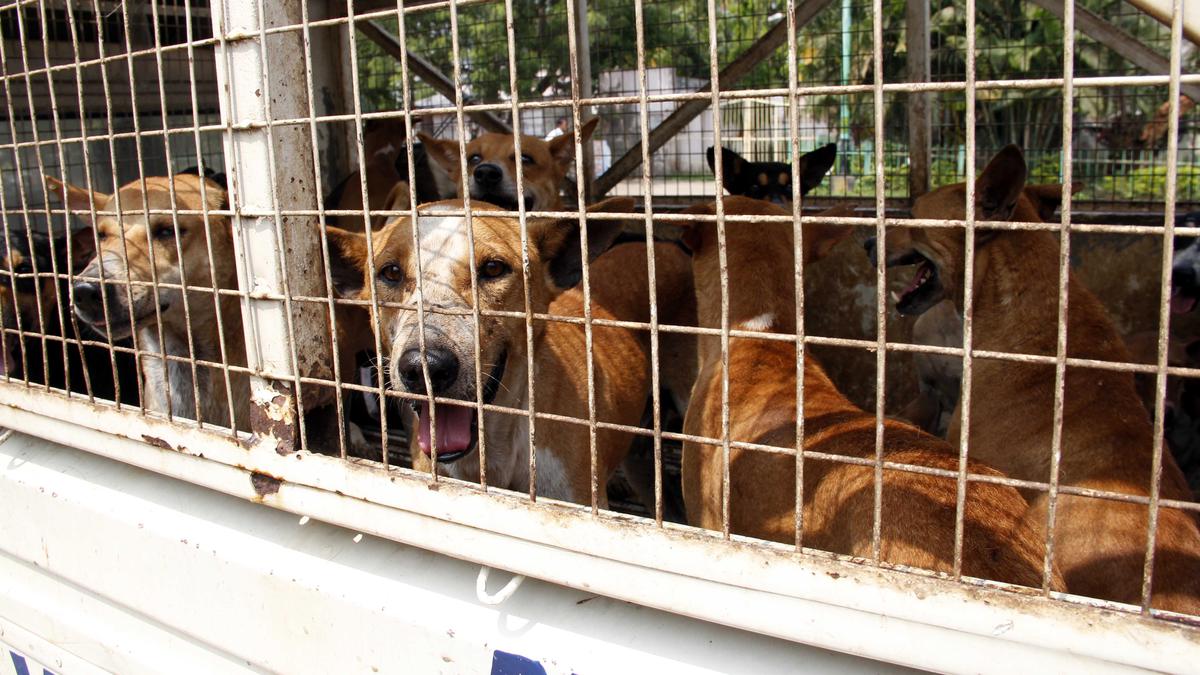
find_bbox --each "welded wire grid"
[0,0,1196,633]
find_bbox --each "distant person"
[544,117,568,141]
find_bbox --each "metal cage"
[0,0,1198,671]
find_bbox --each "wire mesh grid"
[0,0,1198,643]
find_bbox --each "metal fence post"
[211,0,335,453]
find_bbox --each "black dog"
[1172,211,1200,313]
[0,223,138,403]
[705,143,837,205]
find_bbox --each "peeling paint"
[250,471,282,497]
[141,435,174,451]
[249,382,297,455]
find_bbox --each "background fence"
[357,0,1199,205]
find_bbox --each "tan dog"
[46,173,249,430]
[877,145,1200,612]
[326,197,694,505]
[419,118,598,213]
[680,196,1060,589]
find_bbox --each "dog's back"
[890,146,1200,611]
[681,196,1058,589]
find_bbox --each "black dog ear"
[538,197,636,292]
[324,226,369,298]
[706,146,749,194]
[798,143,837,196]
[975,145,1027,222]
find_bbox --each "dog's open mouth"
[1171,278,1199,314]
[887,250,943,316]
[414,348,508,464]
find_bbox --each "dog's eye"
[520,154,534,166]
[468,154,482,165]
[377,263,404,286]
[478,259,510,279]
[152,225,177,241]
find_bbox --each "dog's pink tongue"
[1171,291,1197,314]
[416,402,474,456]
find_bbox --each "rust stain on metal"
[249,382,298,455]
[141,435,174,451]
[250,471,282,497]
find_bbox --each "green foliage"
[1085,165,1200,203]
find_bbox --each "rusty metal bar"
[1140,0,1185,613]
[785,0,808,549]
[344,0,394,467]
[1041,0,1077,596]
[951,0,979,578]
[869,0,887,564]
[631,0,664,525]
[212,0,334,449]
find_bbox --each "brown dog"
[325,118,454,230]
[46,173,249,430]
[898,183,1085,437]
[680,196,1060,589]
[877,145,1200,612]
[419,118,598,213]
[326,197,694,506]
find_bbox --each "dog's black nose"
[1174,265,1197,291]
[398,347,460,395]
[863,237,878,266]
[73,281,106,324]
[473,163,503,188]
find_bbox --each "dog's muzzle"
[405,346,508,464]
[73,280,124,329]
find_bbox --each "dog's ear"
[975,145,1027,222]
[45,175,108,226]
[803,205,855,263]
[324,226,370,298]
[798,143,837,196]
[371,181,412,231]
[547,117,599,171]
[417,133,460,176]
[576,116,599,144]
[538,196,635,291]
[1022,182,1084,222]
[706,146,749,194]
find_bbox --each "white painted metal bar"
[211,0,333,448]
[1,395,1196,673]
